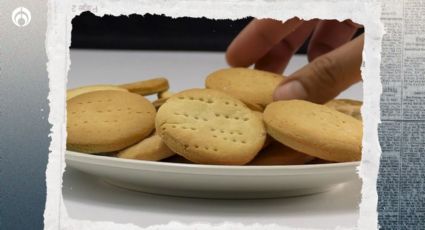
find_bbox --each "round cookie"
[153,91,175,109]
[325,99,362,121]
[119,77,169,96]
[205,68,285,107]
[263,100,362,162]
[67,85,128,100]
[152,97,169,110]
[249,141,314,165]
[252,111,272,149]
[158,91,175,99]
[244,101,265,112]
[118,134,175,161]
[67,90,156,153]
[156,88,266,165]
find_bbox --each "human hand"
[226,18,363,104]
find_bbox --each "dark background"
[71,12,364,53]
[71,12,312,52]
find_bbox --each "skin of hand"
[226,18,363,104]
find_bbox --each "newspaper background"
[378,0,425,228]
[44,0,390,229]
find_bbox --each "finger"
[307,19,362,61]
[226,17,305,67]
[274,34,364,104]
[255,19,318,74]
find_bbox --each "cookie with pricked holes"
[67,85,128,100]
[263,100,362,162]
[205,68,285,107]
[118,134,175,161]
[67,90,156,153]
[325,99,362,121]
[156,88,266,165]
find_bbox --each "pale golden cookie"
[119,77,169,96]
[158,91,175,99]
[67,85,128,100]
[156,88,266,165]
[244,101,265,112]
[249,141,314,165]
[263,100,362,162]
[253,111,263,121]
[205,68,285,107]
[67,90,156,153]
[252,111,272,149]
[117,134,175,161]
[152,97,169,110]
[325,99,362,121]
[153,91,175,109]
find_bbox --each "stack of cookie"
[66,68,362,165]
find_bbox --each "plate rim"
[65,151,360,176]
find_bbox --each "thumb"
[273,34,364,104]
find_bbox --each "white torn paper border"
[44,0,384,229]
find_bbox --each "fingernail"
[274,80,308,100]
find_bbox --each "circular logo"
[12,7,31,27]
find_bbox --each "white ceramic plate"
[65,151,360,199]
